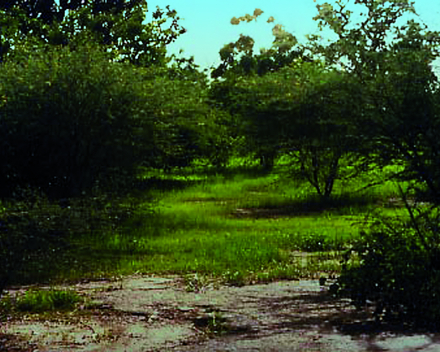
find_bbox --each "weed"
[222,270,247,286]
[0,292,13,320]
[15,289,81,313]
[194,309,229,336]
[184,273,211,293]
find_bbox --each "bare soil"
[2,275,440,351]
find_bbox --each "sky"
[146,0,440,73]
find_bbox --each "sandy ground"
[2,276,440,351]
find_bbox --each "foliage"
[361,48,440,203]
[210,7,370,182]
[132,72,235,170]
[209,7,314,169]
[305,0,440,326]
[0,1,186,67]
[216,60,366,197]
[336,207,440,327]
[0,43,154,198]
[212,8,308,79]
[307,0,440,200]
[0,186,144,297]
[308,0,439,78]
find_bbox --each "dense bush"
[335,209,440,327]
[0,43,153,199]
[136,72,236,170]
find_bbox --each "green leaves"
[0,1,187,68]
[0,44,155,198]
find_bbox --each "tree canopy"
[0,0,187,67]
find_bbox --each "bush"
[137,73,235,170]
[335,209,440,327]
[0,43,153,199]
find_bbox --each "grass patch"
[2,161,412,286]
[11,289,82,314]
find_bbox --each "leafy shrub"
[295,232,333,252]
[335,209,440,327]
[0,43,153,199]
[138,74,235,170]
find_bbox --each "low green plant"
[222,270,247,286]
[15,289,81,313]
[335,206,440,327]
[207,310,229,335]
[184,273,211,293]
[195,309,230,336]
[0,190,70,295]
[0,187,143,293]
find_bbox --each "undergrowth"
[1,161,406,289]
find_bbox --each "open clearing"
[0,168,434,351]
[3,275,440,352]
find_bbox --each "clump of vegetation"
[194,309,230,336]
[0,288,81,319]
[0,191,70,296]
[335,208,440,327]
[15,289,82,313]
[0,43,153,199]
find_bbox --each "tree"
[283,65,365,199]
[212,8,312,80]
[223,58,364,197]
[210,9,314,169]
[306,0,440,195]
[0,0,187,67]
[134,73,232,170]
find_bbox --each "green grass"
[7,289,82,314]
[43,160,411,286]
[3,159,412,287]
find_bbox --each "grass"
[1,289,82,317]
[41,160,408,286]
[1,159,412,288]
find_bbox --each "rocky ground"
[2,275,440,351]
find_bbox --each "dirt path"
[2,276,440,351]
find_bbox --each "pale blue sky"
[147,0,440,72]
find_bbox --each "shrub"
[335,209,440,327]
[138,74,235,170]
[0,43,153,199]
